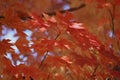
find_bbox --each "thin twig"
[107,4,120,51]
[107,6,115,38]
[39,51,49,68]
[91,64,99,78]
[39,33,61,68]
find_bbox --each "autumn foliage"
[0,0,120,80]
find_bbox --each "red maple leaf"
[0,39,13,55]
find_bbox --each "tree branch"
[0,3,86,20]
[0,16,5,19]
[44,3,86,16]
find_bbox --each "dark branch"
[0,16,5,19]
[44,3,86,16]
[0,3,85,20]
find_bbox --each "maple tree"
[0,0,120,80]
